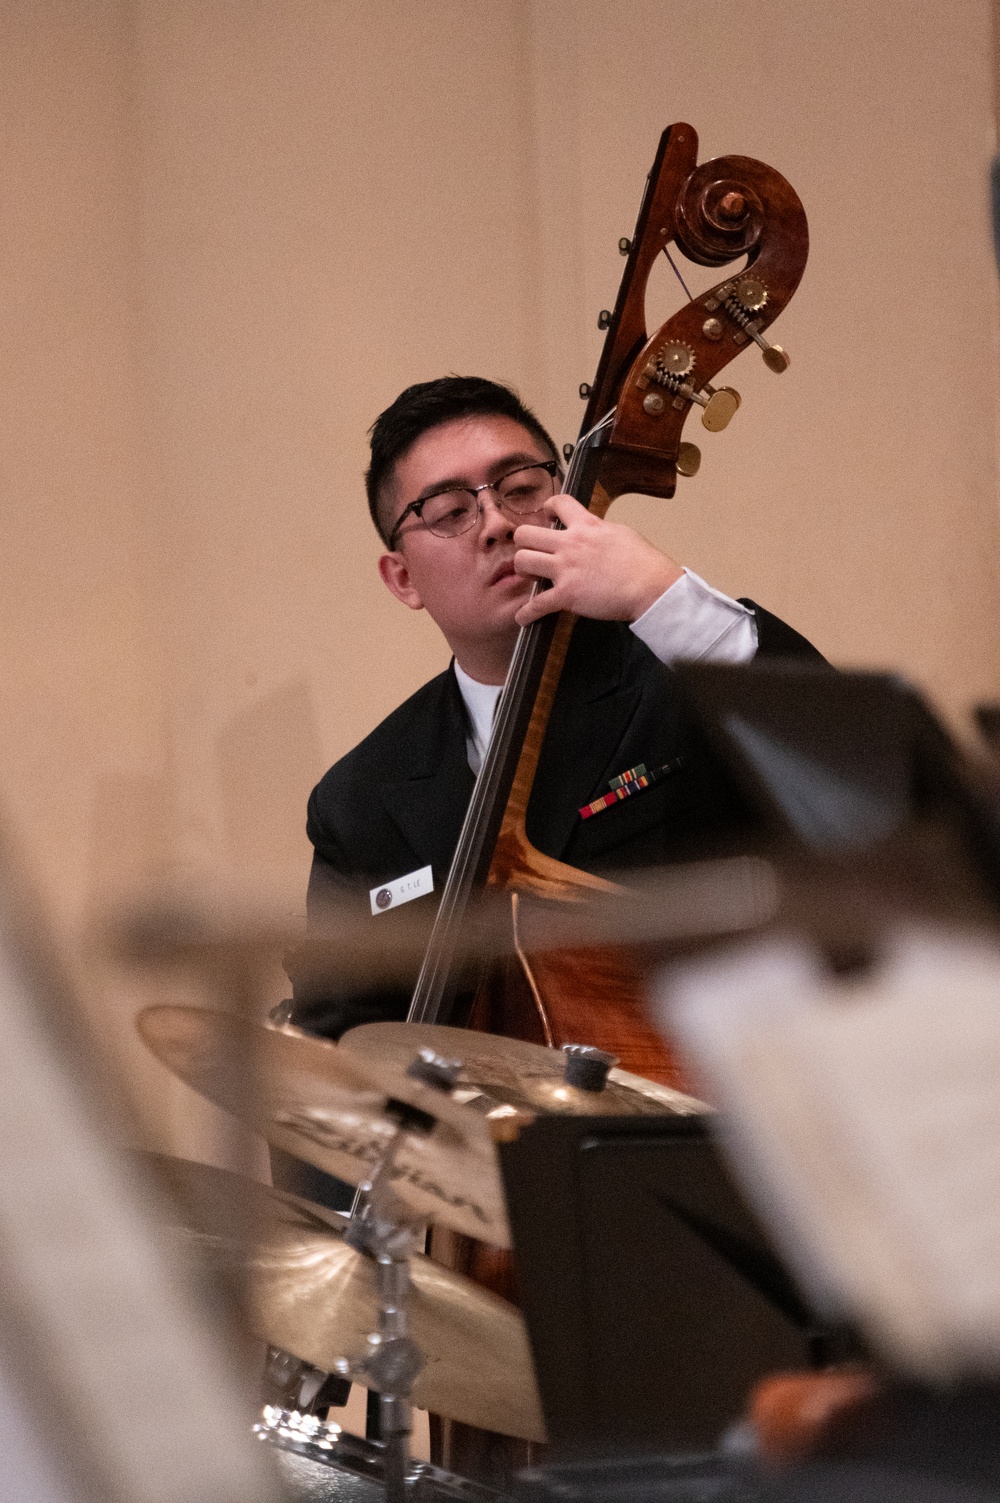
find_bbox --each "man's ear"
[378,549,425,611]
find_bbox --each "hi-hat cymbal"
[148,1154,544,1443]
[136,1006,511,1246]
[339,1023,709,1118]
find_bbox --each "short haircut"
[366,375,559,546]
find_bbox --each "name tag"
[370,865,434,916]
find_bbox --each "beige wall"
[2,1,999,1149]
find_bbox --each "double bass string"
[407,411,616,1026]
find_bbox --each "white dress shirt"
[455,569,757,774]
[453,662,504,775]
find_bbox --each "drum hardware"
[255,1405,507,1501]
[559,1043,617,1091]
[261,1344,350,1415]
[256,1404,342,1458]
[407,1047,464,1092]
[311,1054,508,1499]
[137,1008,711,1487]
[335,1116,431,1503]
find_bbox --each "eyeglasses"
[387,460,560,549]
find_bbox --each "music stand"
[672,662,1000,897]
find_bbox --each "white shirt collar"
[453,661,503,776]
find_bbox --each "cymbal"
[147,1154,545,1443]
[339,1022,709,1118]
[136,1007,511,1246]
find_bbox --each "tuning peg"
[562,443,574,461]
[597,309,612,330]
[619,238,632,256]
[710,277,790,373]
[760,343,791,374]
[699,386,741,431]
[676,442,701,477]
[579,383,592,399]
[640,380,740,431]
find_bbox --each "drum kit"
[137,1004,709,1502]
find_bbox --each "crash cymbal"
[148,1155,544,1443]
[136,1007,511,1246]
[339,1022,709,1118]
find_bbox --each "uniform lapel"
[527,620,644,861]
[379,666,476,880]
[376,626,648,878]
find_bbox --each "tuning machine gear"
[711,276,790,373]
[640,383,740,431]
[655,341,696,379]
[637,339,740,431]
[734,276,768,312]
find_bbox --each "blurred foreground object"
[496,1111,826,1462]
[114,854,781,988]
[747,1368,886,1466]
[0,828,282,1502]
[658,923,1000,1380]
[673,662,1000,890]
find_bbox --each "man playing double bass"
[288,374,821,1045]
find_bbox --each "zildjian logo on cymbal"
[273,1109,492,1227]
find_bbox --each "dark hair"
[366,376,559,545]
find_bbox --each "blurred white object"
[655,925,1000,1380]
[0,833,284,1503]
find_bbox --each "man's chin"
[498,590,532,631]
[477,603,524,649]
[445,586,532,660]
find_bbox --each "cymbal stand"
[341,1121,427,1503]
[340,1049,466,1503]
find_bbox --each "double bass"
[407,123,808,1084]
[405,123,808,1478]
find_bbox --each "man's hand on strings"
[512,494,683,626]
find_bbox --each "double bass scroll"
[583,122,809,503]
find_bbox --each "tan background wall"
[2,0,999,1153]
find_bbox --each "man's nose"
[478,489,514,545]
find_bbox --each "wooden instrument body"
[419,123,808,1477]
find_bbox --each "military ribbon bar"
[578,757,687,820]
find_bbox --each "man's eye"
[425,495,472,526]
